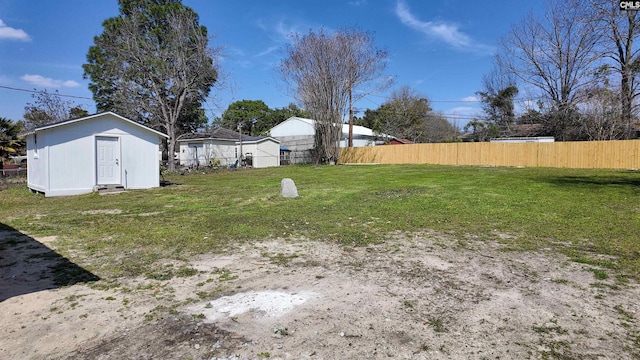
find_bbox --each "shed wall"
[242,140,280,168]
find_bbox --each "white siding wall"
[179,140,237,167]
[339,138,375,148]
[26,133,46,192]
[46,125,95,194]
[179,139,280,168]
[242,139,280,168]
[119,124,161,190]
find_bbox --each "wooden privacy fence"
[339,140,640,169]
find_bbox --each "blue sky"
[0,0,543,128]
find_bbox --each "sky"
[0,0,544,129]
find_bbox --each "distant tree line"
[469,0,640,142]
[214,100,309,136]
[356,86,459,143]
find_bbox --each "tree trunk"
[348,88,354,147]
[621,65,633,139]
[620,11,636,139]
[166,120,177,171]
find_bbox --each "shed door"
[188,143,204,166]
[96,136,121,185]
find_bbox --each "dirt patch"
[1,231,639,359]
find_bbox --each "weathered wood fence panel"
[340,140,640,169]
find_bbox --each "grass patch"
[533,321,568,335]
[1,165,639,278]
[263,252,299,266]
[428,317,447,333]
[588,268,609,280]
[570,255,619,269]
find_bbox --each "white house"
[22,112,168,197]
[269,117,381,163]
[490,137,555,143]
[177,127,280,168]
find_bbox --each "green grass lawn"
[1,164,639,278]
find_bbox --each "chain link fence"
[1,168,27,190]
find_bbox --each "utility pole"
[348,85,354,147]
[237,123,243,166]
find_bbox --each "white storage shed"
[23,112,168,197]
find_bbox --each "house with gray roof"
[177,128,280,168]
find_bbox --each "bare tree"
[23,90,88,129]
[385,86,433,142]
[280,28,389,164]
[499,1,604,140]
[590,0,640,139]
[480,65,517,99]
[84,0,219,170]
[579,86,626,140]
[362,86,457,143]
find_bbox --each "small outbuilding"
[22,112,168,197]
[177,127,280,168]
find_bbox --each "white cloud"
[21,74,80,88]
[395,1,493,54]
[61,80,80,87]
[0,19,30,41]
[255,45,279,57]
[445,106,481,128]
[461,95,480,102]
[274,20,301,42]
[348,0,368,6]
[448,106,479,115]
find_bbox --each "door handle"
[116,159,119,165]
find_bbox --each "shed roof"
[20,111,168,138]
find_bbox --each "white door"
[96,136,121,184]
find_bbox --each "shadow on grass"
[0,223,99,302]
[544,175,640,188]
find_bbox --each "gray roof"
[177,127,279,143]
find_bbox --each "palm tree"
[0,118,24,163]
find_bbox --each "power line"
[0,83,513,122]
[0,85,94,100]
[360,91,545,104]
[0,83,543,107]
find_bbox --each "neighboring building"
[177,127,280,168]
[22,112,168,197]
[388,138,413,145]
[269,117,382,164]
[460,123,547,142]
[490,137,555,143]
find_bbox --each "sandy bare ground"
[1,230,639,359]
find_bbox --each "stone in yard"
[280,178,298,198]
